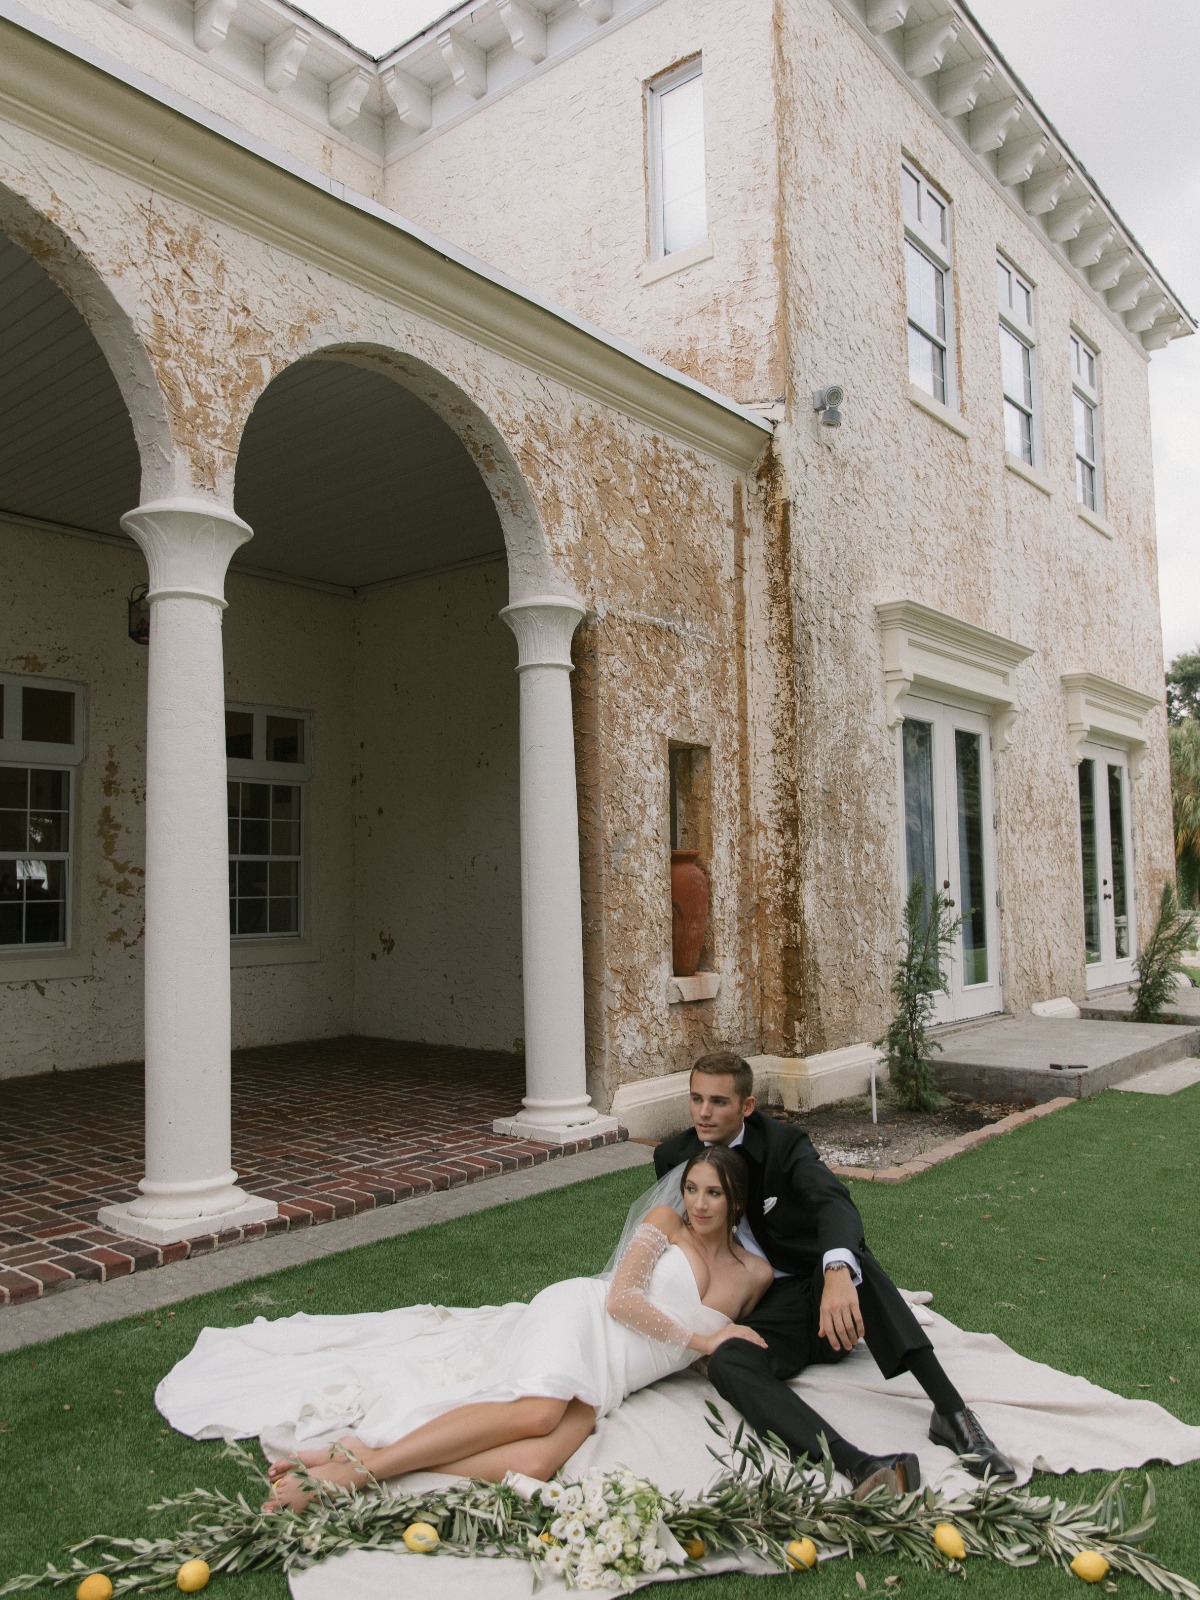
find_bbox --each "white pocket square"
[762,1196,778,1214]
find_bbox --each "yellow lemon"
[1070,1551,1111,1583]
[75,1577,114,1600]
[175,1559,210,1592]
[933,1523,966,1561]
[682,1536,706,1561]
[403,1522,440,1554]
[785,1537,818,1570]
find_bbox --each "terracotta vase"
[670,849,709,978]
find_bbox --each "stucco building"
[0,0,1191,1240]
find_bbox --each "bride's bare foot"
[264,1437,374,1512]
[266,1437,362,1483]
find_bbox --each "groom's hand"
[818,1268,864,1352]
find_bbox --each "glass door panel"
[1078,760,1102,965]
[1077,744,1135,988]
[899,698,1002,1021]
[955,729,989,987]
[1107,763,1130,960]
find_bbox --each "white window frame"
[996,256,1040,468]
[0,673,86,955]
[647,57,707,261]
[1070,331,1103,514]
[226,702,310,942]
[902,161,957,410]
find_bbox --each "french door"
[899,698,1002,1022]
[1077,743,1135,989]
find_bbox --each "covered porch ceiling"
[0,232,505,591]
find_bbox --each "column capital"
[121,497,252,608]
[500,595,586,670]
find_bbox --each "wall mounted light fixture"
[128,583,150,645]
[812,385,845,427]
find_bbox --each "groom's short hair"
[691,1052,754,1103]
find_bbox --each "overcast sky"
[303,0,1197,664]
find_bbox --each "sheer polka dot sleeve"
[604,1222,691,1352]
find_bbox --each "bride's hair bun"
[681,1145,749,1230]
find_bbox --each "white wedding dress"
[156,1227,728,1451]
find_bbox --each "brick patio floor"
[0,1038,623,1306]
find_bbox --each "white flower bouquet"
[527,1469,685,1591]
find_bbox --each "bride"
[156,1147,773,1511]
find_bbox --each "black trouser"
[705,1250,932,1466]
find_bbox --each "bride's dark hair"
[681,1146,748,1234]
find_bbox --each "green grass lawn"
[2,1086,1198,1599]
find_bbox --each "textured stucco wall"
[351,561,524,1053]
[386,0,783,405]
[769,0,1173,1049]
[222,569,356,1050]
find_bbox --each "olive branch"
[3,1415,1198,1596]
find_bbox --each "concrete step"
[932,1014,1200,1104]
[1113,1060,1200,1096]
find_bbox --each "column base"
[97,1191,278,1246]
[493,1110,620,1145]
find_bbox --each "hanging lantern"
[127,583,150,646]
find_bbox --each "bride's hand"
[700,1323,768,1356]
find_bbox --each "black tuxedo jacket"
[654,1110,866,1278]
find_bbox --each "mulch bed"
[776,1094,1029,1170]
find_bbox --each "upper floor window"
[1070,333,1102,512]
[997,258,1039,466]
[902,163,955,408]
[0,676,85,951]
[226,704,309,940]
[648,60,707,258]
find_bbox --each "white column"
[99,499,278,1244]
[493,596,618,1142]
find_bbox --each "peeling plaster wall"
[351,561,524,1052]
[386,0,783,404]
[771,0,1174,1049]
[223,569,355,1049]
[0,520,148,1077]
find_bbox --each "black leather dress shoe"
[849,1450,921,1500]
[929,1407,1016,1482]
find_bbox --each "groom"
[654,1052,1015,1497]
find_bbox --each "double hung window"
[226,704,309,939]
[647,60,707,258]
[1070,334,1102,512]
[997,258,1038,466]
[0,676,84,950]
[902,163,955,406]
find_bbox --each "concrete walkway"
[1113,1060,1200,1095]
[1080,982,1200,1025]
[0,1140,654,1355]
[934,1013,1200,1103]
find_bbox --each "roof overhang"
[831,0,1194,358]
[0,1,773,474]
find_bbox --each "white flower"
[542,1545,569,1576]
[549,1516,567,1539]
[643,1548,665,1573]
[598,1518,623,1543]
[563,1517,588,1547]
[559,1486,583,1513]
[604,1538,624,1562]
[540,1483,564,1507]
[639,1537,658,1561]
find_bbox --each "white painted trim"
[1005,453,1054,497]
[751,1045,886,1116]
[876,598,1034,749]
[639,236,714,286]
[666,971,720,1003]
[0,5,772,474]
[1061,672,1159,780]
[1076,503,1116,541]
[0,950,93,981]
[908,383,971,438]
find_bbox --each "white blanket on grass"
[288,1293,1200,1598]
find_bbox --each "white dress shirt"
[715,1124,863,1285]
